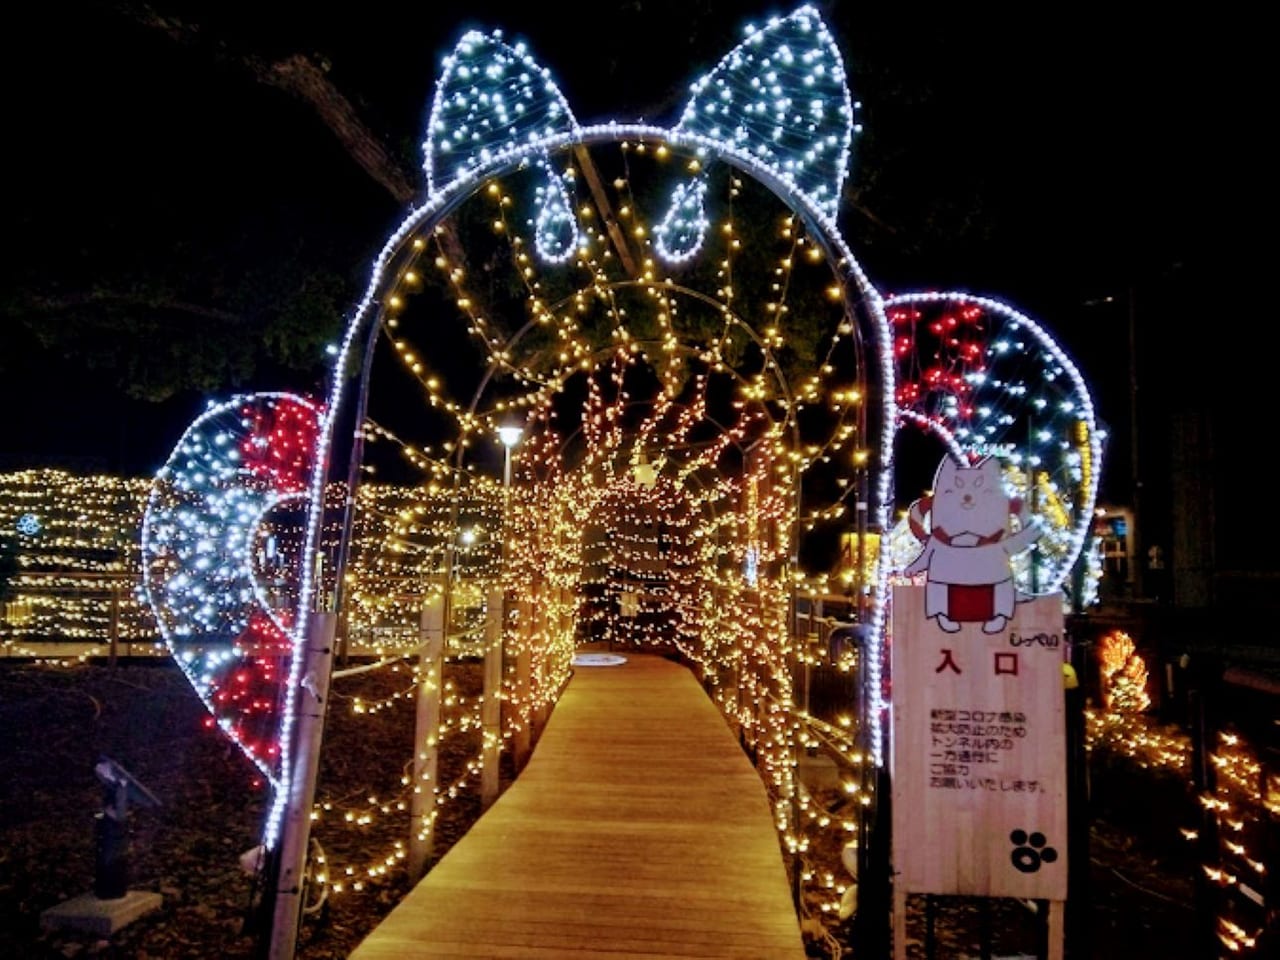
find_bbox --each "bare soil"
[0,661,1197,959]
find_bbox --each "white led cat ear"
[422,6,859,222]
[673,5,858,219]
[423,30,581,200]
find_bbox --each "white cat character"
[903,456,1042,634]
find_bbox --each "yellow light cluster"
[1088,708,1270,955]
[0,470,154,652]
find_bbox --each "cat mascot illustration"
[904,455,1042,635]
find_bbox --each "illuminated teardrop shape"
[533,158,581,264]
[654,174,710,264]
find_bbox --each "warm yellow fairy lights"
[7,461,1274,942]
[1098,630,1151,712]
[1089,708,1270,956]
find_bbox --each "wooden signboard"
[891,586,1067,958]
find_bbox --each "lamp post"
[1083,289,1141,600]
[498,425,522,489]
[482,424,522,807]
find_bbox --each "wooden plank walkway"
[349,652,805,959]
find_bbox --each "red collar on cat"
[930,526,1006,546]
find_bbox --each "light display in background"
[140,393,320,791]
[1098,629,1150,712]
[0,470,154,656]
[1088,704,1273,957]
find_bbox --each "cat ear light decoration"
[139,3,1104,820]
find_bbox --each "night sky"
[1,2,1248,503]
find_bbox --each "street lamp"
[497,425,523,489]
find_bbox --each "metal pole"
[1066,545,1091,959]
[408,596,446,881]
[108,586,120,669]
[267,611,337,960]
[331,308,385,666]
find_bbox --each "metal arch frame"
[303,124,897,665]
[266,125,898,960]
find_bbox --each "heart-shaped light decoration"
[887,292,1104,596]
[140,392,321,787]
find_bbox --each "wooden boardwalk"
[349,652,805,959]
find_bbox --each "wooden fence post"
[480,587,504,809]
[1064,625,1090,959]
[408,597,445,882]
[513,598,533,773]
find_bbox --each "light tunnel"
[138,10,1103,930]
[312,134,891,772]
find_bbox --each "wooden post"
[1065,629,1091,958]
[892,887,908,960]
[408,597,445,882]
[531,598,547,743]
[108,585,121,668]
[268,611,337,960]
[336,604,349,668]
[1047,899,1065,960]
[480,587,504,809]
[513,598,533,773]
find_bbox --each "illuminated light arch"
[126,5,1110,934]
[303,10,890,774]
[309,117,899,672]
[141,5,1104,873]
[301,14,902,779]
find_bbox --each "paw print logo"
[1010,829,1058,873]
